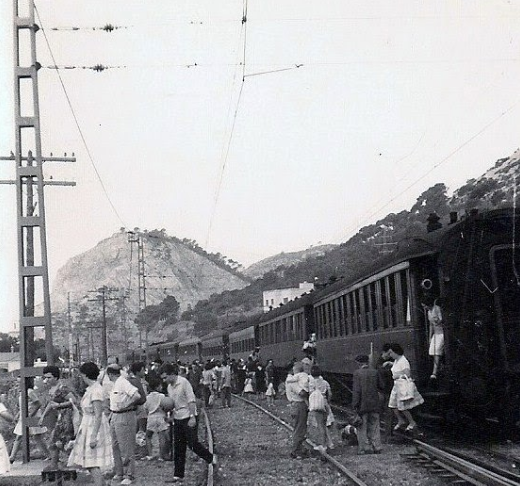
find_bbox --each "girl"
[10,378,50,462]
[387,343,424,432]
[242,374,254,396]
[67,362,113,486]
[265,381,275,406]
[144,378,169,461]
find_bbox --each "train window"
[345,294,352,335]
[352,291,359,333]
[331,299,337,337]
[381,278,389,329]
[281,318,287,342]
[327,301,333,338]
[370,282,378,331]
[336,298,342,336]
[362,287,370,332]
[318,305,325,339]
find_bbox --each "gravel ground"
[1,396,455,486]
[208,395,447,486]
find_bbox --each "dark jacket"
[352,366,384,414]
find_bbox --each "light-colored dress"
[0,404,10,474]
[388,355,424,411]
[145,392,169,433]
[67,382,113,470]
[428,304,444,356]
[13,389,47,436]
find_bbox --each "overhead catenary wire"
[205,0,248,249]
[35,4,127,229]
[340,97,520,241]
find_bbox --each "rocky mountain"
[51,231,250,315]
[243,244,337,280]
[48,231,250,354]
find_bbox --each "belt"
[111,408,137,414]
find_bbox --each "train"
[132,208,520,425]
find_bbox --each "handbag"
[308,389,326,412]
[395,376,415,401]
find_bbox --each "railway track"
[403,436,520,486]
[232,394,370,486]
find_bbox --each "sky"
[1,0,520,332]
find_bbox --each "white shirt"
[167,376,197,420]
[109,376,140,412]
[285,372,309,403]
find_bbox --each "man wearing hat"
[352,354,384,455]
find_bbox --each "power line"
[35,4,127,228]
[340,97,520,241]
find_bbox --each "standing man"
[377,343,395,441]
[107,364,143,485]
[285,361,309,459]
[127,362,148,457]
[352,355,384,455]
[160,363,216,483]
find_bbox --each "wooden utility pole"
[88,287,118,366]
[0,0,75,463]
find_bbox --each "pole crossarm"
[0,154,76,162]
[0,179,76,186]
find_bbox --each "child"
[10,381,50,462]
[0,401,14,474]
[144,379,169,461]
[242,375,254,396]
[265,381,275,406]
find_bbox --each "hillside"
[48,231,250,355]
[186,148,520,334]
[243,244,337,279]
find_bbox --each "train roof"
[312,207,519,302]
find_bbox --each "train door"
[490,245,520,421]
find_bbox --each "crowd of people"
[0,360,220,485]
[0,331,435,481]
[285,341,425,457]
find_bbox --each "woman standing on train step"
[387,343,424,432]
[422,296,444,380]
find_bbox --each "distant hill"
[186,147,520,334]
[244,244,337,280]
[48,231,250,355]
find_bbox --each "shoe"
[393,423,406,431]
[430,374,437,380]
[120,478,133,485]
[145,456,154,461]
[405,424,416,432]
[172,477,184,483]
[211,453,218,467]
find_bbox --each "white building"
[263,282,314,313]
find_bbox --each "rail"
[234,394,370,486]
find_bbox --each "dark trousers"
[173,418,213,479]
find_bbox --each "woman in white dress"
[422,296,444,380]
[68,362,113,486]
[387,343,424,432]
